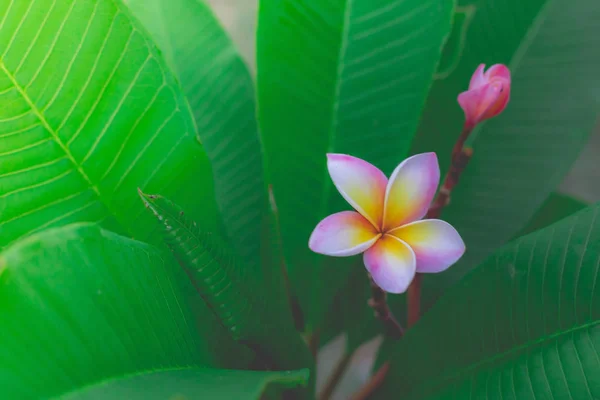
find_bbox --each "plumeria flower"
[458,64,511,127]
[308,153,465,294]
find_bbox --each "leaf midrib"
[306,0,354,323]
[317,0,353,216]
[0,61,127,234]
[415,319,600,398]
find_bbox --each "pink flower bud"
[457,64,511,127]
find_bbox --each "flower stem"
[406,273,422,327]
[307,329,320,358]
[350,362,390,400]
[367,274,405,339]
[427,122,474,219]
[406,122,475,326]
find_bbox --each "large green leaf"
[375,202,600,399]
[58,368,309,399]
[125,0,266,264]
[416,0,600,309]
[257,0,455,329]
[0,0,219,247]
[0,223,249,399]
[140,191,255,340]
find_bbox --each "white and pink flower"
[309,153,465,294]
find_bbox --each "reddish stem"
[427,122,474,219]
[367,274,404,339]
[350,362,390,400]
[406,273,422,327]
[406,122,475,326]
[357,123,476,399]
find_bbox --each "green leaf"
[139,192,314,372]
[375,202,600,399]
[415,0,600,309]
[58,368,309,400]
[124,0,266,264]
[0,223,248,399]
[518,192,588,236]
[257,0,455,329]
[139,191,255,340]
[0,0,219,247]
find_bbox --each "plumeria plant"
[0,0,599,399]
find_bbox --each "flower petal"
[309,211,380,257]
[363,235,416,294]
[480,80,510,122]
[485,64,511,81]
[327,154,388,228]
[389,219,465,273]
[469,63,487,89]
[458,81,502,126]
[460,64,511,127]
[382,152,440,231]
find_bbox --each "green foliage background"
[0,0,598,398]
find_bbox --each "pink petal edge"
[382,152,440,231]
[485,64,511,82]
[309,211,380,257]
[389,219,466,273]
[469,64,487,89]
[327,153,388,228]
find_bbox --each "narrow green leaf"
[139,191,314,372]
[0,223,248,399]
[0,0,219,247]
[58,368,309,400]
[375,202,600,399]
[139,190,254,341]
[518,192,588,236]
[257,0,455,329]
[125,0,266,264]
[417,0,600,309]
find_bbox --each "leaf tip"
[137,189,163,219]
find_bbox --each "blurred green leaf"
[375,202,600,399]
[518,192,588,236]
[0,0,219,248]
[257,0,455,330]
[125,0,267,265]
[58,368,309,400]
[0,223,249,399]
[415,0,600,309]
